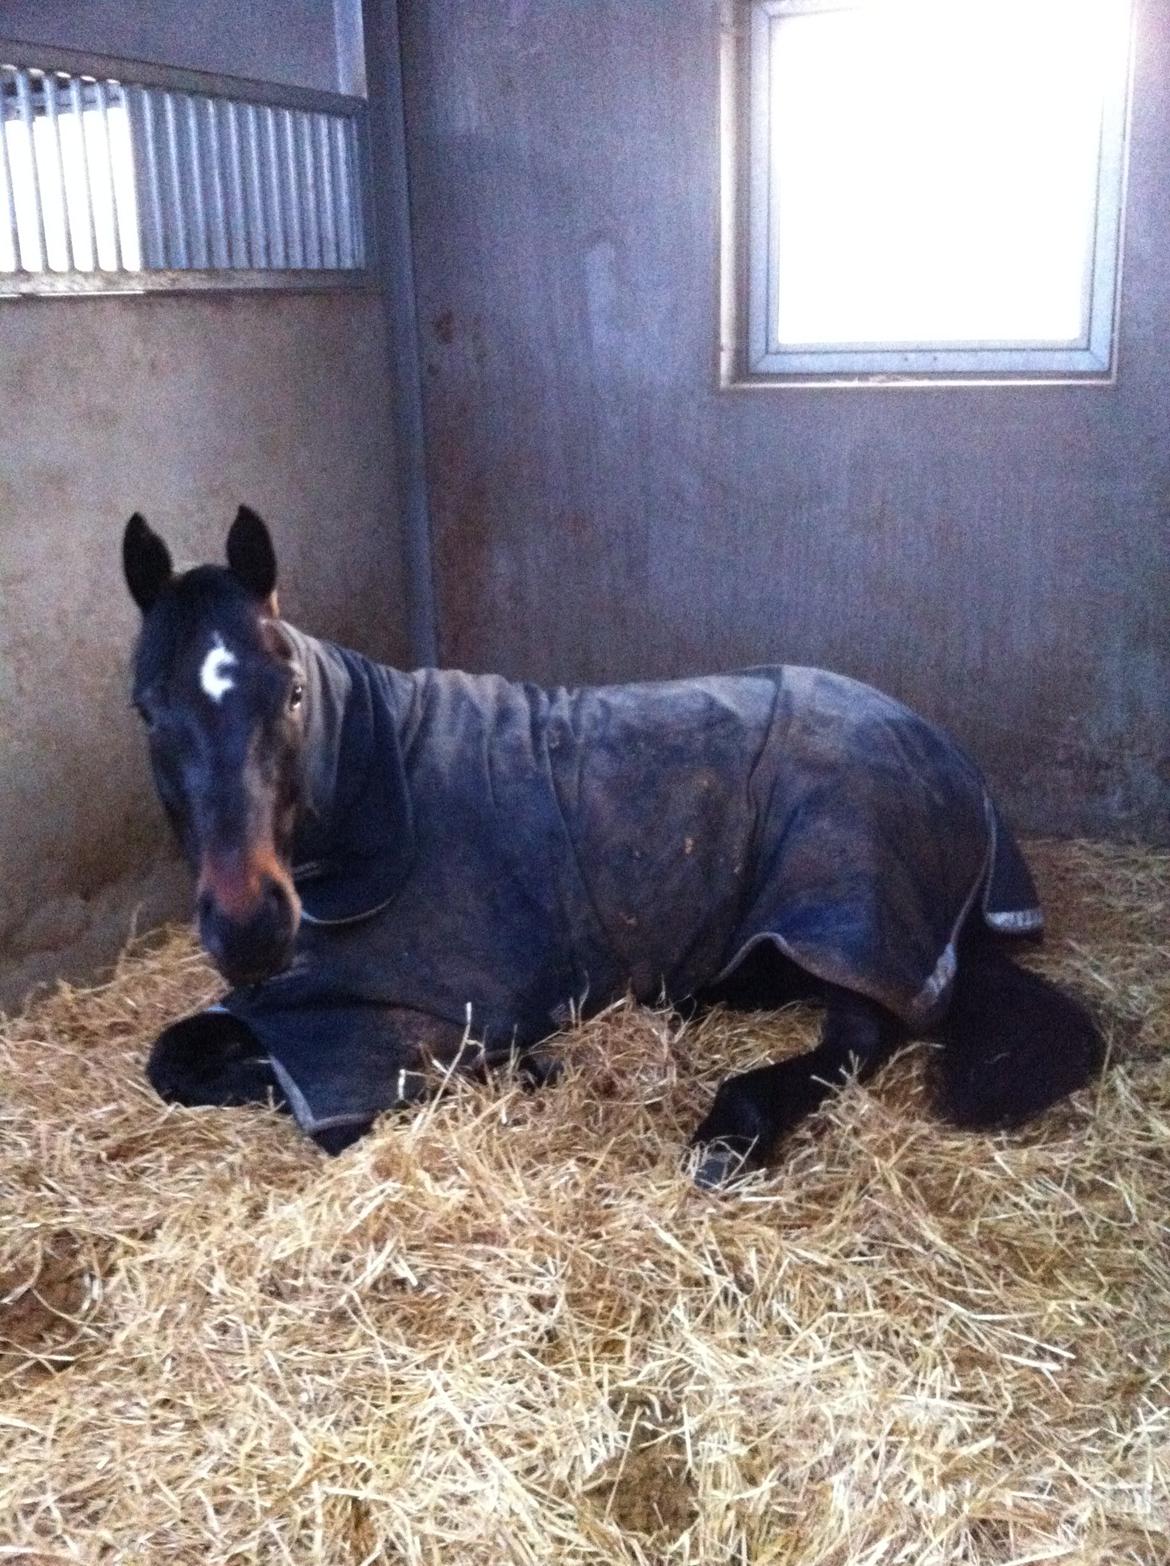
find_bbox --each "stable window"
[1,44,367,295]
[722,0,1134,384]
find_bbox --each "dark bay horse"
[122,508,1103,1182]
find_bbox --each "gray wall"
[401,0,1170,843]
[0,290,405,1007]
[0,0,364,93]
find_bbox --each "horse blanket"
[214,628,1042,1138]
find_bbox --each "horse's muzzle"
[197,872,300,987]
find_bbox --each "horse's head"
[123,507,306,986]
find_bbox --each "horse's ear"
[123,513,174,613]
[226,505,278,613]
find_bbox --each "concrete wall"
[0,289,406,1008]
[1,0,364,93]
[401,0,1170,844]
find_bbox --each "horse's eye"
[289,681,304,712]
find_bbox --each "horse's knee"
[148,1012,286,1109]
[819,987,904,1070]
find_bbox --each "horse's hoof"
[691,1138,756,1190]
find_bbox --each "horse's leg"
[691,984,905,1187]
[147,1011,288,1112]
[933,940,1104,1128]
[308,1024,566,1155]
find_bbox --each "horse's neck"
[294,625,421,744]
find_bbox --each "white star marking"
[199,634,238,703]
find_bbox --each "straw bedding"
[1,839,1167,1565]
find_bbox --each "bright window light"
[739,0,1133,380]
[1,89,140,273]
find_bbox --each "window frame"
[0,37,373,298]
[720,0,1135,387]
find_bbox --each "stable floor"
[2,841,1168,1564]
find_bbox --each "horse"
[122,507,1104,1183]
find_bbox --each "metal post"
[361,0,439,665]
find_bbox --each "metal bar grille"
[223,100,248,267]
[0,77,18,268]
[13,68,48,268]
[243,103,268,269]
[93,78,124,270]
[203,97,228,268]
[161,91,188,267]
[0,45,368,284]
[133,85,164,268]
[263,106,287,269]
[40,71,72,270]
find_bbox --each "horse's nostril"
[260,875,290,920]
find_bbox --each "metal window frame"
[720,0,1135,388]
[0,37,374,298]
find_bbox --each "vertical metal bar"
[361,0,438,664]
[263,106,286,267]
[14,69,48,270]
[69,75,99,269]
[41,73,73,270]
[93,79,123,270]
[222,99,248,268]
[316,113,338,269]
[355,111,373,270]
[133,86,165,269]
[298,112,321,267]
[162,91,188,267]
[345,115,364,266]
[281,108,304,267]
[235,100,254,266]
[203,95,228,267]
[331,114,353,269]
[0,71,21,270]
[183,94,209,267]
[243,102,268,268]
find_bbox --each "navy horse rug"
[122,509,1100,1176]
[223,634,1040,1136]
